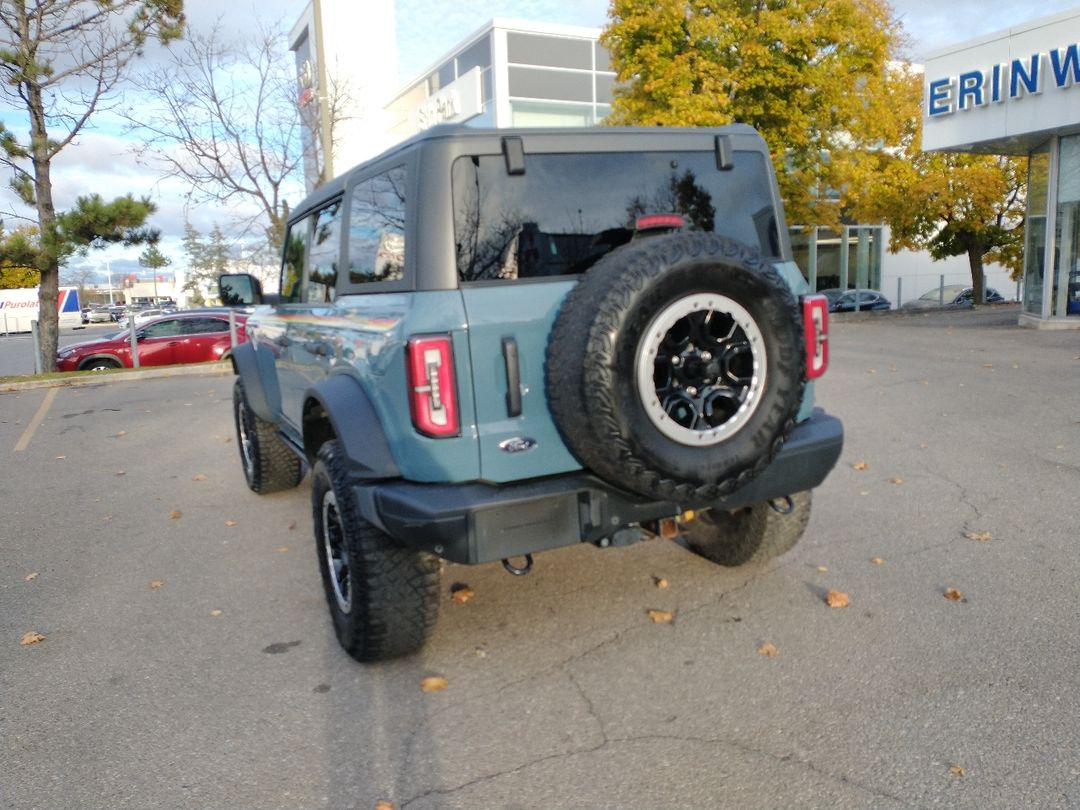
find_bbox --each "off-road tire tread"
[234,380,303,494]
[313,440,440,662]
[546,232,805,502]
[685,490,812,566]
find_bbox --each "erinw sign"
[922,10,1080,154]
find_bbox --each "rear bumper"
[356,410,843,565]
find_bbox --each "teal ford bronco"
[222,125,843,662]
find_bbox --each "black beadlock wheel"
[312,440,441,663]
[546,232,805,502]
[233,379,303,494]
[683,491,812,566]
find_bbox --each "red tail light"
[406,335,459,438]
[802,295,829,380]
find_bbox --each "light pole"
[106,261,114,304]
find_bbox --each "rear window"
[452,150,780,283]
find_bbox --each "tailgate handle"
[502,337,522,417]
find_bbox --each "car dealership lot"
[2,306,1078,810]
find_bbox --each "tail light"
[802,295,829,380]
[406,335,459,437]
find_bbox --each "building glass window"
[348,167,406,285]
[510,100,596,127]
[1054,134,1080,316]
[509,67,592,103]
[507,32,592,69]
[457,36,491,76]
[1023,142,1051,316]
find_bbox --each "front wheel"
[312,440,440,662]
[233,380,303,494]
[683,491,812,566]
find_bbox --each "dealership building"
[289,1,1024,309]
[924,8,1080,327]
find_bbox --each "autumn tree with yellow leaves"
[601,0,904,227]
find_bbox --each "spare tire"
[546,232,805,502]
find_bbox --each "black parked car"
[827,289,892,313]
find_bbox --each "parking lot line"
[13,386,58,452]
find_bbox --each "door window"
[348,167,406,285]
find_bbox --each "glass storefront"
[790,225,883,294]
[1024,136,1080,320]
[1054,135,1080,316]
[1023,143,1050,316]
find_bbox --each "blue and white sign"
[923,10,1080,153]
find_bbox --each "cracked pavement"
[2,305,1078,809]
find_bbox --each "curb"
[0,362,234,393]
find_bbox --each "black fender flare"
[304,373,400,480]
[230,342,282,424]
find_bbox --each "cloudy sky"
[4,0,1079,280]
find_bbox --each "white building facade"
[924,8,1080,327]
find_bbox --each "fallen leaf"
[758,642,780,657]
[859,490,870,496]
[852,461,868,471]
[375,801,396,810]
[420,676,449,693]
[871,557,885,566]
[867,369,877,374]
[210,609,223,617]
[224,520,238,527]
[889,477,905,485]
[944,587,966,602]
[149,580,164,589]
[965,531,992,542]
[982,363,994,369]
[653,576,669,589]
[276,546,291,553]
[20,631,45,646]
[169,510,182,519]
[288,522,297,531]
[192,473,208,481]
[647,609,675,624]
[816,565,828,573]
[949,764,966,777]
[825,590,850,608]
[115,430,127,438]
[449,584,475,604]
[25,572,38,582]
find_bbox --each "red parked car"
[56,309,248,372]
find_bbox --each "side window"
[308,200,342,302]
[348,167,406,285]
[280,199,343,304]
[180,317,228,335]
[281,221,310,304]
[141,319,181,338]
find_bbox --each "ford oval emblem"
[498,437,538,454]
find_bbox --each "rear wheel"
[312,440,440,662]
[683,491,812,566]
[233,379,303,494]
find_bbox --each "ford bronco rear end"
[224,125,843,662]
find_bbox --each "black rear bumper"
[355,410,843,565]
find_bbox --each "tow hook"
[769,496,794,515]
[502,555,533,576]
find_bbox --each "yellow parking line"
[13,387,59,453]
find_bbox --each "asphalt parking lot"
[2,305,1078,810]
